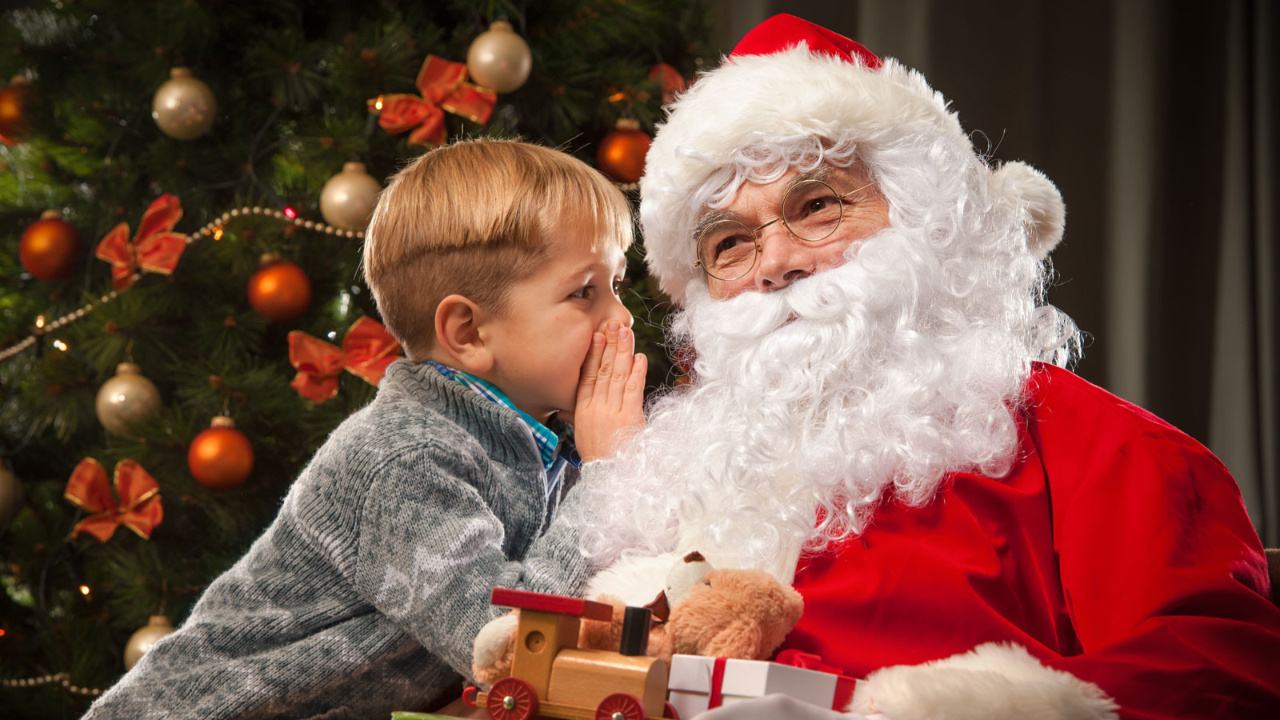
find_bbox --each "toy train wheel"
[663,701,680,719]
[487,677,539,720]
[595,692,645,720]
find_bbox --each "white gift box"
[667,654,856,718]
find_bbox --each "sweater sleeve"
[350,440,595,681]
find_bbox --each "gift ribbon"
[703,652,858,712]
[708,657,727,710]
[775,649,842,675]
[94,194,187,290]
[776,650,858,710]
[64,458,164,542]
[288,316,402,402]
[368,55,497,146]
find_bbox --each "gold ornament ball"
[320,162,382,231]
[466,21,532,93]
[152,68,217,140]
[20,210,82,281]
[188,417,255,491]
[0,75,32,144]
[95,363,162,437]
[247,257,312,324]
[0,465,22,533]
[597,119,651,184]
[124,616,175,670]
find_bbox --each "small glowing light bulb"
[79,585,90,596]
[283,207,297,219]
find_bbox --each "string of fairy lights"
[0,672,104,697]
[0,206,366,364]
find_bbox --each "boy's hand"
[569,322,646,462]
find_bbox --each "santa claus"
[575,14,1280,720]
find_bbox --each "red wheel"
[461,685,479,708]
[487,677,539,720]
[663,701,680,719]
[595,692,646,720]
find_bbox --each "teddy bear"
[472,551,803,684]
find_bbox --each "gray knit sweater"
[83,361,595,720]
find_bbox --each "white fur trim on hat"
[990,161,1067,259]
[639,44,1066,304]
[847,642,1118,720]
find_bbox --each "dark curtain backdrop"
[704,0,1279,544]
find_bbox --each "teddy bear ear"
[988,161,1066,259]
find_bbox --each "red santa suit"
[780,363,1280,719]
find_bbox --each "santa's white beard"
[578,160,1075,582]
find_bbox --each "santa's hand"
[570,321,646,462]
[693,694,880,720]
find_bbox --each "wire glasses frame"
[693,179,876,282]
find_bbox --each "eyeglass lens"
[697,180,846,281]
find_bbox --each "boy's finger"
[577,332,606,404]
[607,327,635,408]
[596,322,620,389]
[625,353,647,407]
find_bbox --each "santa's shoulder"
[1022,362,1228,476]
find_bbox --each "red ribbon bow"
[288,317,402,402]
[775,649,842,675]
[367,55,497,146]
[774,650,859,710]
[64,458,164,542]
[94,194,187,290]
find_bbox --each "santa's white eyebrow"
[692,166,836,239]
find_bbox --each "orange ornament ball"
[20,211,81,280]
[0,76,32,144]
[247,257,311,323]
[188,417,254,491]
[597,119,651,184]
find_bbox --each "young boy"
[83,140,648,720]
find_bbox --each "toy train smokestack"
[619,606,651,656]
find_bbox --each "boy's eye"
[570,285,592,299]
[612,279,624,295]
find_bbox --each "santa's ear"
[989,161,1066,259]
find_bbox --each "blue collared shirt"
[423,361,579,499]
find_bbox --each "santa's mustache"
[672,232,903,386]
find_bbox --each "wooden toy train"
[462,588,679,720]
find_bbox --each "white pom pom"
[990,161,1066,258]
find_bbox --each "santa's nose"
[754,225,811,292]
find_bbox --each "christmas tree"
[0,2,709,717]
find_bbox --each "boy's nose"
[606,293,633,328]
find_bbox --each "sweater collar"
[420,361,577,472]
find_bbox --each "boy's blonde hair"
[362,139,634,360]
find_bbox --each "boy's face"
[483,227,632,422]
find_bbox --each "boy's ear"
[434,294,494,374]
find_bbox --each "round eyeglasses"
[693,179,873,282]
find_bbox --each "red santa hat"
[639,14,1066,305]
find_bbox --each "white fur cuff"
[847,643,1118,720]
